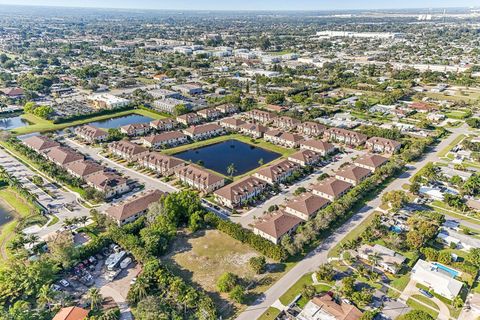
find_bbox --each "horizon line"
[0,3,477,12]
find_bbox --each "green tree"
[249,256,266,274]
[216,272,237,292]
[229,285,246,304]
[87,287,102,311]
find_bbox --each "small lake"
[0,115,30,130]
[174,139,281,176]
[87,114,154,129]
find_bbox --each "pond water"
[0,115,30,130]
[174,139,281,176]
[87,114,154,129]
[0,199,13,228]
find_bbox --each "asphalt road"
[235,124,468,320]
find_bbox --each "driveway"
[399,279,450,320]
[95,264,141,320]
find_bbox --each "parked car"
[419,288,433,298]
[120,257,132,269]
[59,279,70,287]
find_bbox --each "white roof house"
[437,228,480,251]
[411,259,463,300]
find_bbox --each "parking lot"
[51,244,140,319]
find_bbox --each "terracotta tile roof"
[214,176,267,201]
[253,210,302,239]
[106,189,165,221]
[150,118,176,128]
[85,172,126,191]
[46,146,84,165]
[335,165,371,183]
[53,306,89,320]
[255,159,300,181]
[311,177,352,198]
[144,131,187,144]
[288,149,320,164]
[175,164,224,186]
[65,160,104,177]
[311,294,363,320]
[140,152,184,169]
[278,132,304,143]
[326,128,367,142]
[300,139,334,152]
[366,136,401,149]
[220,117,246,127]
[285,192,330,217]
[109,140,148,155]
[23,135,60,152]
[354,154,388,169]
[75,125,107,138]
[184,123,223,135]
[239,122,268,133]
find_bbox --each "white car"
[59,279,70,287]
[120,257,132,269]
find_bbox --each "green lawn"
[258,307,281,320]
[430,201,480,227]
[278,272,332,306]
[389,274,411,292]
[445,110,470,120]
[437,134,465,158]
[0,187,40,260]
[328,211,381,258]
[12,108,167,135]
[406,297,439,319]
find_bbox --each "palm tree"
[87,287,102,311]
[27,234,40,246]
[78,216,88,226]
[128,277,148,303]
[226,163,237,177]
[258,158,264,166]
[37,284,56,309]
[368,252,381,272]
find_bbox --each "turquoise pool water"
[433,262,459,278]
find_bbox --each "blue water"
[433,263,459,278]
[174,139,281,176]
[390,225,403,233]
[87,114,154,129]
[0,115,30,130]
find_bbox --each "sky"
[0,0,478,11]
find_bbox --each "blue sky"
[0,0,477,10]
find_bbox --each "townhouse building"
[214,176,268,208]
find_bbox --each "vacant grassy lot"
[12,108,166,135]
[163,229,292,318]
